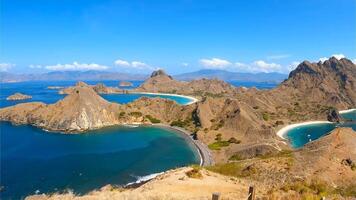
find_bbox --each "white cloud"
[352,59,356,64]
[45,62,108,71]
[251,60,282,73]
[235,62,247,67]
[131,61,149,69]
[114,59,130,67]
[0,63,15,72]
[29,64,42,69]
[114,59,155,70]
[232,60,297,73]
[199,58,231,69]
[331,54,345,60]
[267,54,291,60]
[182,62,189,67]
[319,54,345,62]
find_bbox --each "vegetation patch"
[228,137,241,144]
[129,111,143,117]
[145,115,161,123]
[170,119,190,127]
[206,162,256,177]
[209,135,240,150]
[119,111,126,117]
[186,166,203,179]
[262,112,270,121]
[208,141,230,150]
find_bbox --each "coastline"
[276,121,333,140]
[152,124,213,167]
[339,108,356,114]
[131,91,199,105]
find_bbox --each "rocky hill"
[277,57,356,109]
[6,93,32,100]
[135,69,237,95]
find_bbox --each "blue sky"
[1,0,355,74]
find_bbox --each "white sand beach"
[276,121,333,139]
[339,108,356,114]
[131,92,199,105]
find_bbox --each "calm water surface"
[0,123,199,199]
[285,111,356,148]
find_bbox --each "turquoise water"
[102,93,193,105]
[285,110,356,148]
[0,122,200,199]
[340,110,356,121]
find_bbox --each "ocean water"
[227,81,278,89]
[0,122,200,199]
[286,110,356,148]
[0,81,195,108]
[340,110,356,121]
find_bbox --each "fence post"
[212,192,220,200]
[248,186,255,200]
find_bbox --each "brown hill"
[276,57,356,109]
[0,83,121,132]
[135,69,236,95]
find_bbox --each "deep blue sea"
[0,81,202,199]
[285,111,356,148]
[0,122,200,199]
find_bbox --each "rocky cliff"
[277,57,356,109]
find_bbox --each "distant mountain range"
[0,69,288,83]
[174,69,287,83]
[0,71,148,83]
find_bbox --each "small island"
[6,93,32,101]
[119,81,133,87]
[47,86,64,89]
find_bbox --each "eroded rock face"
[278,57,356,109]
[6,93,32,101]
[326,108,341,122]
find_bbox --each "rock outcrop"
[326,107,342,122]
[6,93,32,100]
[119,81,133,87]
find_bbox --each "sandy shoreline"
[339,108,356,114]
[276,121,333,140]
[152,124,213,166]
[131,92,199,105]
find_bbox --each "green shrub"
[119,111,126,117]
[129,111,142,117]
[206,162,243,177]
[145,115,161,123]
[208,141,230,150]
[170,119,189,127]
[185,166,203,179]
[229,154,243,161]
[262,112,269,121]
[228,137,241,144]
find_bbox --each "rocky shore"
[6,93,32,100]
